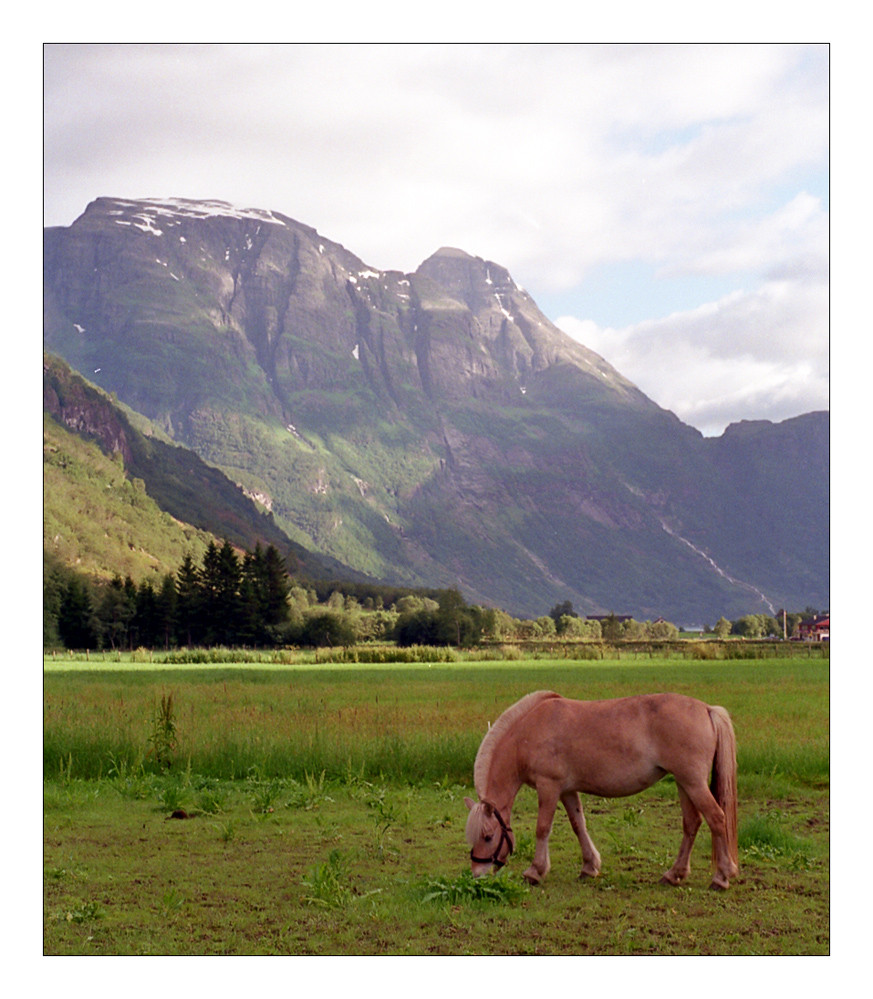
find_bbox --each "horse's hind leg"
[660,784,702,886]
[676,781,736,889]
[560,790,601,879]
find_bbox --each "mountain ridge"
[43,197,828,622]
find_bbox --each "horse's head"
[464,797,515,875]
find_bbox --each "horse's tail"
[709,705,739,876]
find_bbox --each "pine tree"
[239,546,264,645]
[58,577,99,650]
[157,573,178,649]
[175,553,201,647]
[100,575,134,650]
[134,580,160,648]
[261,544,291,629]
[198,540,242,645]
[215,540,242,644]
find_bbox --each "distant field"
[44,655,829,955]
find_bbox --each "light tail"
[709,705,739,875]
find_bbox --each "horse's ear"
[464,797,476,811]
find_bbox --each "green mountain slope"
[43,353,356,584]
[44,410,214,581]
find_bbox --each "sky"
[43,41,829,437]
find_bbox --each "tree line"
[46,541,293,651]
[45,544,816,652]
[708,609,825,640]
[44,541,494,651]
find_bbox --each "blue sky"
[43,42,829,436]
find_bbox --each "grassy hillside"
[43,353,363,587]
[44,412,215,583]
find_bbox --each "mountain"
[43,352,351,582]
[43,197,829,622]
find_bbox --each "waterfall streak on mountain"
[660,521,775,614]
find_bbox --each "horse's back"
[539,691,713,732]
[519,692,719,795]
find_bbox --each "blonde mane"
[473,690,560,797]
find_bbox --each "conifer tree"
[175,553,201,647]
[134,580,160,648]
[157,573,178,649]
[100,575,135,650]
[58,577,99,650]
[261,544,291,628]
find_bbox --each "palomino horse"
[465,690,738,889]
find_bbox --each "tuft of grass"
[214,819,236,842]
[107,756,154,799]
[147,692,177,770]
[245,768,285,814]
[190,776,228,814]
[156,776,189,813]
[290,770,334,811]
[57,900,103,925]
[301,850,352,909]
[416,869,529,906]
[302,850,382,909]
[160,888,186,918]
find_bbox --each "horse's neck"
[483,754,522,815]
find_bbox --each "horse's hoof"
[708,880,729,891]
[659,874,681,886]
[522,869,542,886]
[579,870,599,880]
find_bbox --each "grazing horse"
[465,690,738,889]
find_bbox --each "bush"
[298,611,356,648]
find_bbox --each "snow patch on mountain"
[106,197,287,228]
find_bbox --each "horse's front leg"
[560,790,601,879]
[523,784,561,885]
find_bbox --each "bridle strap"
[470,803,514,869]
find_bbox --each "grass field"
[43,655,829,957]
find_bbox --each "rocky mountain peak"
[416,246,518,307]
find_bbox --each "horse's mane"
[473,690,560,797]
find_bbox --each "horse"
[464,690,738,889]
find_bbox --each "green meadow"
[44,654,829,955]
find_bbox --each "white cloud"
[44,44,828,271]
[557,271,829,436]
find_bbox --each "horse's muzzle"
[469,805,514,873]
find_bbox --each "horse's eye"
[483,834,493,843]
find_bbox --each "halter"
[470,802,514,869]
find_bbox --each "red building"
[796,613,829,641]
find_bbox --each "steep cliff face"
[43,356,134,465]
[43,198,829,621]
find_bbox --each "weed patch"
[301,850,382,909]
[416,869,529,905]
